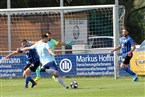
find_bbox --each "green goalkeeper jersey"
[47,39,59,52]
[47,39,59,64]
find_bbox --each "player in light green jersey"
[29,32,74,81]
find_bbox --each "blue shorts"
[41,61,58,71]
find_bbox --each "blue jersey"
[29,41,54,66]
[119,35,135,56]
[21,45,39,64]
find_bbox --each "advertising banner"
[0,56,26,78]
[0,54,130,78]
[65,18,88,44]
[56,54,115,76]
[130,52,145,75]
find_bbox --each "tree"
[119,0,145,43]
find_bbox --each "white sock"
[45,69,68,88]
[56,77,68,88]
[45,69,56,75]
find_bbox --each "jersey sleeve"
[119,38,122,46]
[129,37,135,46]
[29,44,37,49]
[53,39,59,46]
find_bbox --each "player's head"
[21,39,28,47]
[41,34,49,43]
[122,27,130,37]
[45,31,51,40]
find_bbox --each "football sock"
[123,66,136,76]
[45,69,68,88]
[27,76,35,84]
[25,77,30,88]
[45,69,57,75]
[56,77,68,88]
[36,66,41,78]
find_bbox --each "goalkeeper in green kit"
[29,32,74,81]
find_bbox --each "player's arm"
[47,48,56,56]
[20,47,31,51]
[127,45,136,56]
[128,44,136,54]
[45,42,56,56]
[27,41,39,45]
[58,41,74,46]
[111,45,121,53]
[128,38,136,56]
[20,43,37,51]
[54,39,74,46]
[5,50,19,58]
[57,42,66,46]
[52,39,63,46]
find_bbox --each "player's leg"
[23,64,31,88]
[34,66,41,81]
[43,61,69,88]
[120,63,136,75]
[45,69,69,88]
[52,60,58,81]
[23,64,31,69]
[25,61,39,88]
[23,68,36,88]
[23,64,31,77]
[52,75,57,81]
[51,61,69,88]
[121,56,138,81]
[54,72,69,89]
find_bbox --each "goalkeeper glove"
[66,41,74,46]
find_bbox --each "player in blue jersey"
[29,32,74,81]
[5,39,40,88]
[111,27,138,81]
[20,34,69,89]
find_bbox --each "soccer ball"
[70,81,78,89]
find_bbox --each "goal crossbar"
[0,5,115,13]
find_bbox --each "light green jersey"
[47,39,59,64]
[47,39,59,52]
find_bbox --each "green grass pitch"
[0,77,145,97]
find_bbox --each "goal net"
[0,5,125,78]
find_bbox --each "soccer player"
[5,39,40,88]
[30,32,74,81]
[111,27,138,81]
[20,34,69,89]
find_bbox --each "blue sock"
[26,76,35,84]
[27,77,37,88]
[25,77,31,88]
[29,77,35,83]
[123,66,136,76]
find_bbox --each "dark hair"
[21,39,27,42]
[123,27,130,33]
[41,34,48,39]
[46,31,51,35]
